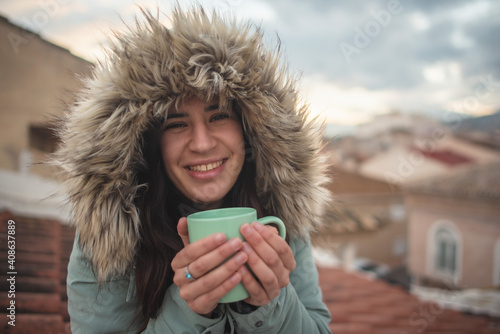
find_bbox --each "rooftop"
[0,210,73,333]
[414,148,472,167]
[327,166,400,195]
[318,267,500,334]
[406,160,500,200]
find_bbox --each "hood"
[53,7,331,279]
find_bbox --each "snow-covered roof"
[0,169,70,222]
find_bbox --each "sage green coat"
[68,234,331,333]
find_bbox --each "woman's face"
[160,97,246,208]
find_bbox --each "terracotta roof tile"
[318,267,500,333]
[329,322,373,333]
[0,210,74,333]
[414,148,472,167]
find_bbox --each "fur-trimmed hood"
[53,7,331,280]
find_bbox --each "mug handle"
[257,216,286,239]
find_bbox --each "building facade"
[406,161,500,289]
[0,15,92,178]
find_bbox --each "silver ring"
[185,265,196,280]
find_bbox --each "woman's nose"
[188,123,217,153]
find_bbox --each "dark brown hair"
[133,102,261,330]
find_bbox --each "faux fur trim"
[53,7,331,280]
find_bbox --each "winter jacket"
[54,6,332,333]
[68,233,331,333]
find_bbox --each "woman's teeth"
[188,160,223,172]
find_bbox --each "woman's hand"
[171,217,249,315]
[238,221,296,306]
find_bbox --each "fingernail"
[234,252,246,264]
[230,273,241,283]
[229,238,242,250]
[239,265,248,275]
[242,223,253,235]
[214,233,226,244]
[242,242,252,254]
[253,221,264,231]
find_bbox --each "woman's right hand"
[171,217,248,316]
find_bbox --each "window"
[389,203,406,222]
[392,236,407,257]
[494,239,500,286]
[427,220,461,282]
[435,228,457,274]
[29,124,59,153]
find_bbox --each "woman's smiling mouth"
[186,159,226,172]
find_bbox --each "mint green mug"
[187,207,286,303]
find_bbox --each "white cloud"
[232,0,276,22]
[444,75,500,117]
[42,17,120,61]
[53,2,90,18]
[423,62,462,84]
[451,29,474,49]
[409,12,431,31]
[299,75,399,125]
[0,0,40,17]
[449,0,491,22]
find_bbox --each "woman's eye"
[211,113,230,122]
[163,122,186,131]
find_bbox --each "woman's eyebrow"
[205,103,220,112]
[166,112,188,120]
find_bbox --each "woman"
[54,6,332,333]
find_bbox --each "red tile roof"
[318,267,500,333]
[413,148,472,167]
[0,210,74,333]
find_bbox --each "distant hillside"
[450,111,500,133]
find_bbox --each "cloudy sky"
[1,0,499,132]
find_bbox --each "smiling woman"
[52,5,332,334]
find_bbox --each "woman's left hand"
[238,222,296,306]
